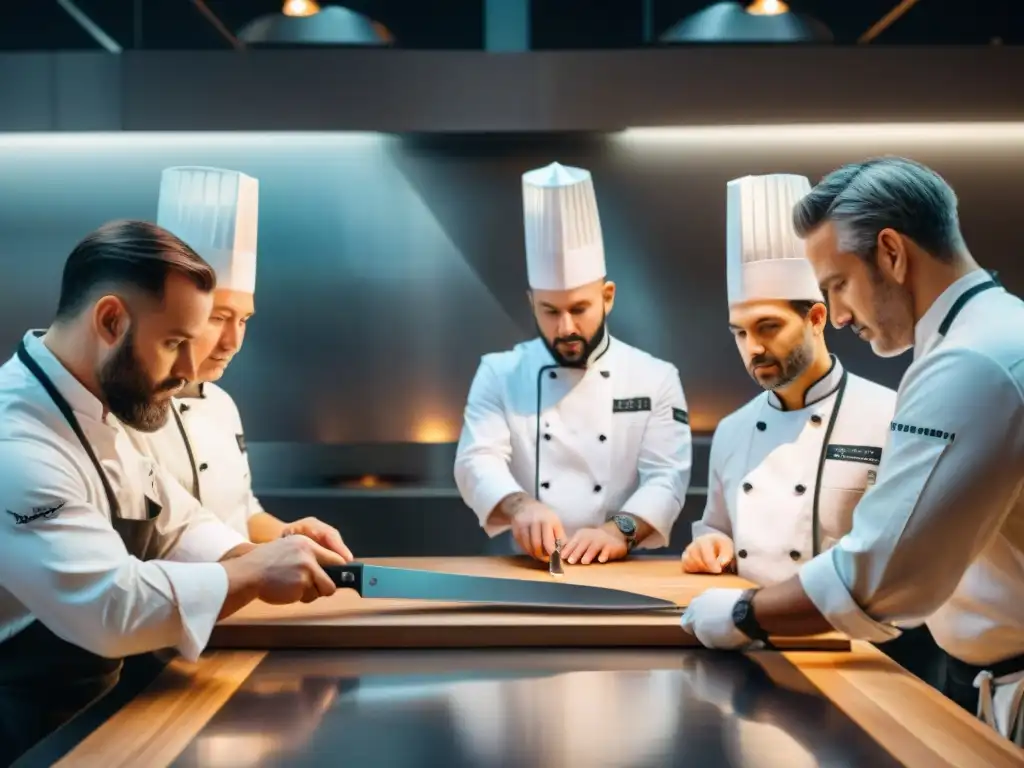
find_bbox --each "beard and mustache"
[98,327,186,432]
[539,313,608,368]
[748,338,813,392]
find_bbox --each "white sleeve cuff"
[620,487,679,550]
[799,550,903,643]
[170,520,248,563]
[153,560,229,662]
[473,476,526,537]
[691,521,727,540]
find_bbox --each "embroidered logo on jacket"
[673,408,689,425]
[6,501,66,525]
[890,422,955,442]
[236,433,248,453]
[826,444,883,465]
[613,397,651,413]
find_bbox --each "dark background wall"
[1,47,1022,556]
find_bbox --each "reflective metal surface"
[328,563,678,611]
[173,650,903,767]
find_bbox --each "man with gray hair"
[680,156,1024,744]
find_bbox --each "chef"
[680,157,1024,745]
[682,173,942,685]
[127,166,352,556]
[454,161,692,563]
[0,219,346,765]
[682,173,898,586]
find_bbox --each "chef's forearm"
[489,491,531,526]
[750,576,833,636]
[247,511,287,543]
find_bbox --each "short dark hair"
[788,300,820,318]
[56,219,216,321]
[792,157,966,264]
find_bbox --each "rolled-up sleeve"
[799,348,1024,640]
[453,360,525,536]
[620,365,693,549]
[0,439,231,662]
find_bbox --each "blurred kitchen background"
[1,1,1022,556]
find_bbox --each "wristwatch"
[611,514,638,551]
[731,588,771,644]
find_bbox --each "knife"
[326,563,678,612]
[549,538,564,578]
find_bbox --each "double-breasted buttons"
[199,463,209,472]
[600,371,610,378]
[756,421,766,431]
[794,484,806,495]
[742,482,753,493]
[549,371,557,379]
[738,549,748,558]
[541,481,550,489]
[789,550,801,561]
[810,414,822,425]
[180,404,190,413]
[599,434,607,442]
[593,485,602,493]
[544,433,551,440]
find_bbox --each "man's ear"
[809,302,829,335]
[93,295,129,345]
[876,228,909,284]
[602,280,616,313]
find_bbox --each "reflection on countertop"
[172,650,902,768]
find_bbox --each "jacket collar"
[21,329,107,424]
[766,354,844,411]
[913,268,998,361]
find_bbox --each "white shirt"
[0,331,247,662]
[127,383,264,539]
[695,357,897,586]
[800,270,1024,665]
[454,334,692,548]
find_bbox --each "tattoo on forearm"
[501,492,530,517]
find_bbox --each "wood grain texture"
[53,651,266,768]
[209,556,849,651]
[774,642,1024,767]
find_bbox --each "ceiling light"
[238,3,392,47]
[659,1,832,44]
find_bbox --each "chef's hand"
[223,534,348,608]
[561,524,628,564]
[510,500,566,561]
[681,533,735,574]
[680,588,756,649]
[282,517,354,562]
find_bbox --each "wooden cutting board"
[209,556,849,651]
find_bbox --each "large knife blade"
[326,563,678,612]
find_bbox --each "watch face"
[615,515,636,535]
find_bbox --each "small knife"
[326,563,677,612]
[549,538,564,578]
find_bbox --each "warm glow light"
[746,0,789,15]
[616,122,1024,146]
[413,416,459,443]
[357,474,382,488]
[283,0,320,17]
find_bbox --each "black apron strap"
[170,405,202,503]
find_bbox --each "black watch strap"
[732,587,771,644]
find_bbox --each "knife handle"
[326,563,363,593]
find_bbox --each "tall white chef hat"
[726,173,824,306]
[157,166,260,294]
[522,162,606,291]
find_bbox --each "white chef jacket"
[127,383,265,539]
[454,334,692,548]
[0,331,247,662]
[693,356,897,585]
[800,269,1024,666]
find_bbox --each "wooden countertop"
[210,555,848,651]
[41,557,1024,767]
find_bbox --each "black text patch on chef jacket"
[236,433,247,453]
[5,501,66,525]
[672,408,689,425]
[613,397,652,413]
[826,444,883,465]
[890,422,955,442]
